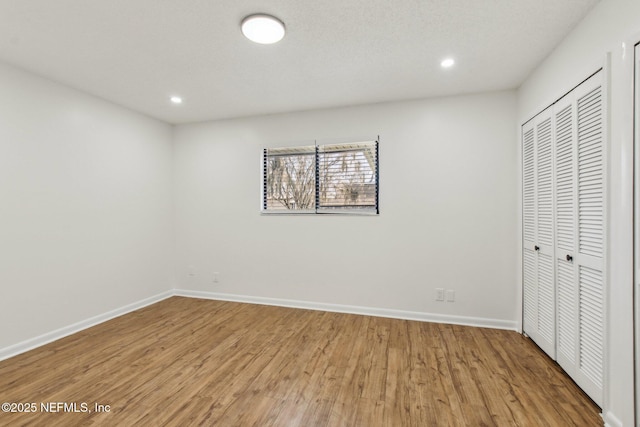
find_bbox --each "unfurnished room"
[0,0,639,426]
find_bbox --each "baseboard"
[0,288,519,362]
[174,289,518,331]
[0,290,174,362]
[603,411,623,427]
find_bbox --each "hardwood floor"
[0,297,601,426]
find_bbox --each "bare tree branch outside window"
[318,145,376,210]
[266,153,315,210]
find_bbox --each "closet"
[522,70,605,407]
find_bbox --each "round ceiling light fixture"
[170,96,183,104]
[441,58,455,68]
[241,14,285,44]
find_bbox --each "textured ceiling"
[0,0,599,124]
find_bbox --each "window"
[263,145,316,212]
[263,140,379,214]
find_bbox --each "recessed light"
[441,58,455,68]
[170,96,183,104]
[241,14,285,44]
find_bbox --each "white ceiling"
[0,0,599,124]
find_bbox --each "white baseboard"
[174,289,519,331]
[603,411,623,427]
[0,288,519,363]
[0,290,174,362]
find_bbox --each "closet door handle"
[534,246,540,251]
[566,254,573,262]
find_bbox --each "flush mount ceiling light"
[170,96,183,104]
[441,58,455,68]
[241,14,285,44]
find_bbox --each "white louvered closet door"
[522,107,556,359]
[522,120,538,342]
[553,92,578,382]
[554,71,605,407]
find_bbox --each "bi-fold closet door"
[522,70,605,407]
[522,107,556,359]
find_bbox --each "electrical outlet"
[446,290,455,302]
[187,265,195,277]
[436,288,444,301]
[213,272,219,283]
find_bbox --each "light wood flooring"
[0,297,601,426]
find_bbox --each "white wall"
[518,0,639,120]
[0,62,174,351]
[173,91,519,328]
[517,1,640,425]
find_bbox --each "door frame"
[634,38,640,427]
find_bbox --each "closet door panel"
[535,112,555,357]
[522,121,538,337]
[522,108,555,358]
[534,110,556,357]
[574,72,605,406]
[554,95,579,375]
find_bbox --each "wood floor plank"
[0,297,602,426]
